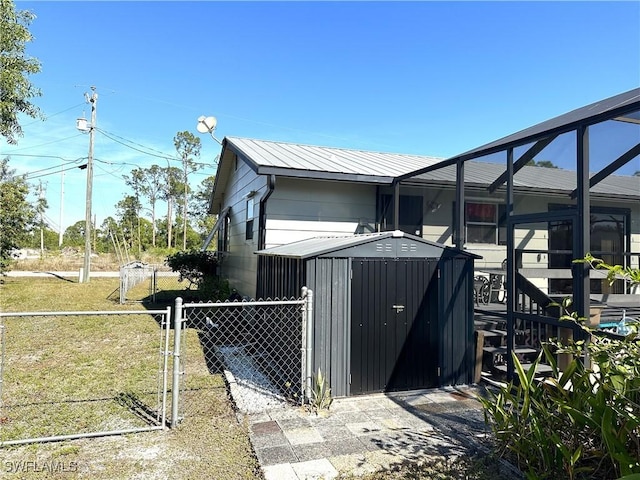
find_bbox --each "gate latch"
[392,305,405,313]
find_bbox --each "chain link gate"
[172,288,313,420]
[0,309,172,446]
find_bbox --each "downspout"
[258,175,276,250]
[393,180,400,231]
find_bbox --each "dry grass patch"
[0,278,261,480]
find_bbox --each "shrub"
[481,309,640,477]
[166,250,229,300]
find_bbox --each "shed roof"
[255,230,481,260]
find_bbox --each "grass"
[0,276,512,480]
[10,251,169,272]
[0,277,260,479]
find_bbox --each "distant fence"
[0,309,172,446]
[119,262,181,304]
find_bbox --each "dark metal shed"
[256,230,480,397]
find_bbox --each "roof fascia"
[256,166,395,184]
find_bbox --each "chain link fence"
[119,262,181,304]
[0,309,172,446]
[176,291,312,418]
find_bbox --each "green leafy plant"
[481,319,640,479]
[575,253,640,288]
[165,250,229,300]
[308,368,332,414]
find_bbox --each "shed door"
[350,258,438,395]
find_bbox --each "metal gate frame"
[170,289,313,424]
[0,308,172,447]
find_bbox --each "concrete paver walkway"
[242,386,490,480]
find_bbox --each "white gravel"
[217,345,289,414]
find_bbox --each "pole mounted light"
[76,86,98,283]
[196,115,222,145]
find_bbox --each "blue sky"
[3,1,639,234]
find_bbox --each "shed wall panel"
[306,258,351,398]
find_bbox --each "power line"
[22,102,87,127]
[96,128,217,168]
[1,133,85,153]
[22,158,85,176]
[4,153,83,163]
[96,128,179,162]
[22,163,87,180]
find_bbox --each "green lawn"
[0,277,260,479]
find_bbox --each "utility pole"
[38,180,45,258]
[59,169,64,247]
[80,86,97,283]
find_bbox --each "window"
[378,194,423,236]
[245,198,254,240]
[465,202,506,245]
[217,210,230,252]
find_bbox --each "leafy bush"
[481,319,640,479]
[166,250,229,300]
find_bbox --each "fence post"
[305,288,314,403]
[171,297,183,428]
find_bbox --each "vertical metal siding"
[438,255,474,386]
[306,257,351,397]
[257,256,305,299]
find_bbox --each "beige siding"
[218,160,267,297]
[265,178,377,248]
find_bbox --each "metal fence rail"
[119,263,181,304]
[0,309,172,446]
[175,290,311,420]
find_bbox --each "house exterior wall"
[217,159,267,297]
[264,178,378,248]
[216,155,639,299]
[396,185,640,294]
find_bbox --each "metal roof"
[225,136,444,182]
[255,230,481,260]
[407,161,640,199]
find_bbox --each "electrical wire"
[23,163,88,180]
[96,128,218,168]
[22,158,85,176]
[96,128,179,162]
[1,133,85,153]
[3,153,83,163]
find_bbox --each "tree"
[0,157,36,272]
[526,159,558,168]
[63,220,86,247]
[173,131,202,250]
[115,194,141,252]
[124,165,164,248]
[192,174,216,240]
[161,165,182,249]
[0,0,42,145]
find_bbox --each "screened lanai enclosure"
[394,88,640,380]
